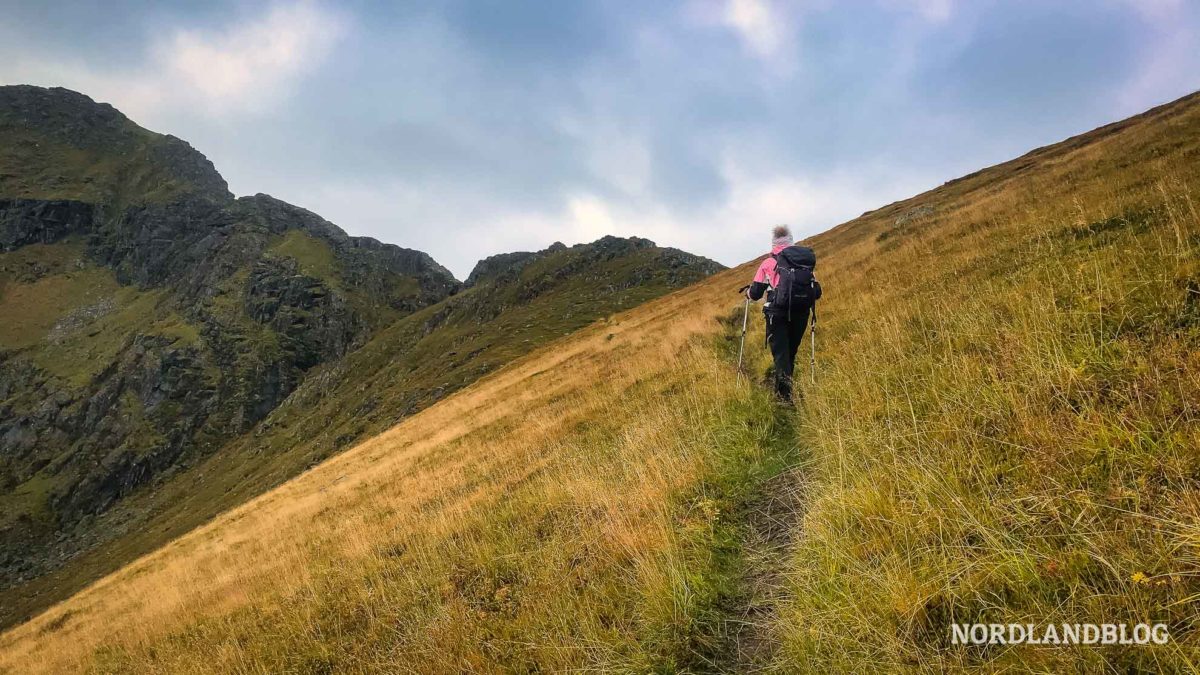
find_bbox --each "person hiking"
[745,225,820,403]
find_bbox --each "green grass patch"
[269,230,342,287]
[621,316,803,673]
[0,471,62,527]
[0,244,116,350]
[30,286,168,388]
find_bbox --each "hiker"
[745,225,820,403]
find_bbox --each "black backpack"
[770,245,820,317]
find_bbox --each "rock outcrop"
[0,86,459,614]
[0,85,724,631]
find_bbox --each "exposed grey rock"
[894,204,934,227]
[46,297,116,344]
[0,198,95,250]
[465,250,540,287]
[0,86,460,605]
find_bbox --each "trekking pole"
[736,286,750,384]
[809,303,817,385]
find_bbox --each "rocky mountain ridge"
[0,85,723,628]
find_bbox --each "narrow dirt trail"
[684,402,809,674]
[693,308,812,673]
[727,450,809,672]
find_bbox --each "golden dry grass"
[773,96,1200,671]
[0,255,770,673]
[3,92,1200,673]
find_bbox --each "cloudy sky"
[2,1,1198,279]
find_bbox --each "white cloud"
[0,1,347,121]
[723,0,789,59]
[160,3,346,113]
[565,194,621,239]
[554,111,653,198]
[680,0,802,75]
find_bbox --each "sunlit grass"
[774,100,1200,671]
[2,92,1199,673]
[0,258,784,673]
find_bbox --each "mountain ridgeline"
[1,85,1198,675]
[0,85,723,628]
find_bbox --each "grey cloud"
[3,0,1199,279]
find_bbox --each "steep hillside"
[0,233,721,631]
[2,92,1196,672]
[765,92,1200,671]
[0,85,230,205]
[217,233,722,477]
[0,85,722,629]
[0,86,459,622]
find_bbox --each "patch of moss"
[150,312,201,347]
[0,238,87,285]
[30,286,169,388]
[0,470,61,526]
[269,230,341,287]
[0,253,118,349]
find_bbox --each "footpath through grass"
[2,273,806,673]
[637,313,807,672]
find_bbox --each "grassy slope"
[0,121,194,205]
[0,237,718,636]
[773,94,1200,671]
[90,240,722,543]
[0,268,766,673]
[2,93,1199,672]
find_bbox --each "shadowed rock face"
[0,199,96,250]
[465,248,548,287]
[464,237,711,289]
[465,241,580,288]
[0,86,460,607]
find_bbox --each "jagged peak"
[464,234,720,288]
[234,193,458,285]
[0,84,231,204]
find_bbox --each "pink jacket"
[752,241,792,288]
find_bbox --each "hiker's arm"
[747,259,771,300]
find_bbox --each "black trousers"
[765,306,811,401]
